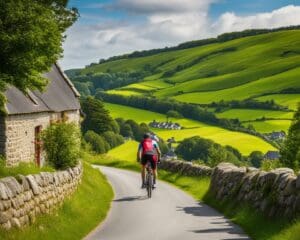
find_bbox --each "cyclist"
[137,133,161,188]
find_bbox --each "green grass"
[244,120,292,133]
[105,103,276,155]
[216,109,294,121]
[255,94,300,111]
[0,161,113,240]
[106,89,143,96]
[0,161,54,178]
[87,144,300,240]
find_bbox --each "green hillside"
[67,28,300,152]
[70,29,299,111]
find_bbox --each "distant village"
[149,120,182,130]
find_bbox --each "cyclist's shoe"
[141,183,146,189]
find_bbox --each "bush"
[84,130,110,154]
[261,159,283,171]
[42,122,80,170]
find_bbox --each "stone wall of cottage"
[3,110,80,166]
[0,163,82,230]
[160,159,300,219]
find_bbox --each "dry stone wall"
[159,159,212,177]
[160,159,300,219]
[0,163,82,230]
[210,163,300,218]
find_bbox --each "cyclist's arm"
[154,144,161,160]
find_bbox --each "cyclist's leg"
[141,156,147,187]
[150,156,158,185]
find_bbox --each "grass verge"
[87,151,300,240]
[0,162,54,178]
[0,162,113,240]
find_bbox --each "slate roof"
[5,64,80,115]
[264,151,280,160]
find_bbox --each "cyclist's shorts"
[141,154,157,170]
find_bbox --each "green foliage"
[81,96,119,135]
[116,118,150,141]
[0,0,78,103]
[166,110,183,119]
[84,131,109,154]
[280,104,300,170]
[42,122,80,169]
[248,151,264,168]
[261,159,283,171]
[176,136,242,167]
[102,131,124,148]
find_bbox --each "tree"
[166,110,182,121]
[248,151,264,168]
[84,130,110,154]
[102,131,124,148]
[0,0,78,112]
[81,97,117,135]
[280,104,300,170]
[120,124,133,138]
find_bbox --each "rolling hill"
[70,30,300,105]
[67,28,300,154]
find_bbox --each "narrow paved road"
[85,166,250,240]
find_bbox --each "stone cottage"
[0,63,81,167]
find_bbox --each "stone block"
[0,212,9,224]
[11,218,21,228]
[0,182,8,200]
[26,175,40,195]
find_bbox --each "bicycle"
[145,161,154,198]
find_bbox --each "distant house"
[149,120,181,130]
[162,147,177,161]
[264,151,280,160]
[265,131,286,141]
[0,64,81,167]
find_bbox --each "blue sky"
[61,0,300,69]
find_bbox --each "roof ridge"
[54,63,81,97]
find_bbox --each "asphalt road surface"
[85,166,250,240]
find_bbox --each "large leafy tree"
[0,0,78,110]
[280,104,300,170]
[81,97,119,135]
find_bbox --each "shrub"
[42,122,80,170]
[261,159,283,171]
[84,130,110,154]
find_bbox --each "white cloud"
[60,5,300,69]
[213,5,300,33]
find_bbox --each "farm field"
[105,103,276,155]
[106,89,143,96]
[244,120,292,133]
[216,109,294,121]
[255,94,300,110]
